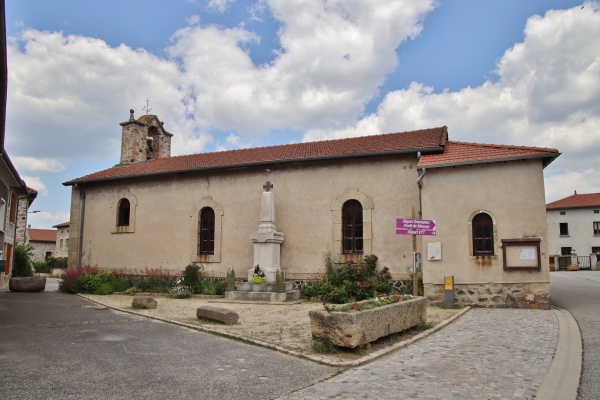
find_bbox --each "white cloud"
[303,3,600,199]
[206,0,234,13]
[7,0,599,211]
[12,157,65,173]
[6,30,191,161]
[21,176,48,196]
[26,211,71,228]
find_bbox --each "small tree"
[12,244,34,277]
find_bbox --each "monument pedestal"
[224,281,301,303]
[225,181,299,303]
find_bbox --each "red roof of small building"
[418,141,559,169]
[53,221,70,228]
[546,192,600,209]
[28,228,57,242]
[64,127,449,185]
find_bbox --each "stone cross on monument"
[249,181,284,283]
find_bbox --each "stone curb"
[78,293,471,368]
[536,306,581,400]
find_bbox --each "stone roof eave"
[418,153,560,170]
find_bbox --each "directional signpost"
[396,218,436,236]
[396,218,437,296]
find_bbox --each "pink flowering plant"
[309,254,395,304]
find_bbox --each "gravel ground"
[81,294,460,364]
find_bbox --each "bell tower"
[119,109,173,165]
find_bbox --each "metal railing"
[577,256,593,270]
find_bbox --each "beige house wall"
[55,226,69,258]
[420,160,551,309]
[67,155,423,280]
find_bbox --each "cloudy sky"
[5,0,599,229]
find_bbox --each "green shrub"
[32,260,52,274]
[302,254,395,304]
[95,282,115,295]
[47,257,68,269]
[59,265,98,293]
[110,275,132,292]
[12,244,34,277]
[169,283,192,299]
[200,278,226,295]
[79,270,112,293]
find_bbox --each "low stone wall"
[309,296,427,348]
[424,282,550,310]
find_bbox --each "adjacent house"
[63,110,559,309]
[53,222,70,258]
[546,192,600,270]
[26,227,57,262]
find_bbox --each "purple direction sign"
[396,218,437,236]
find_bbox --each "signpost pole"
[412,209,418,296]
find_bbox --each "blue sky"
[4,0,599,229]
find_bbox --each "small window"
[472,213,494,256]
[560,211,566,215]
[594,222,600,235]
[559,223,569,236]
[117,198,131,226]
[592,246,600,254]
[198,207,215,255]
[9,193,17,223]
[60,239,64,249]
[594,210,599,214]
[342,200,363,254]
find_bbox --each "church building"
[64,110,559,309]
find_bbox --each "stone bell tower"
[119,109,173,165]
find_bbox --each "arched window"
[472,212,494,256]
[198,207,215,255]
[117,198,130,227]
[342,200,363,254]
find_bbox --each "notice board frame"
[501,238,541,271]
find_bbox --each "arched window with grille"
[117,198,130,227]
[342,199,363,254]
[472,212,494,256]
[198,207,215,255]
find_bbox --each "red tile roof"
[546,192,600,209]
[53,221,70,228]
[418,141,559,169]
[64,127,448,185]
[28,228,57,242]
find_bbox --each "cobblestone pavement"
[279,308,559,400]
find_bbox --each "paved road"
[550,271,600,400]
[0,280,337,400]
[280,307,559,399]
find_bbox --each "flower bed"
[309,296,427,348]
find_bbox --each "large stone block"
[9,276,46,292]
[309,296,427,348]
[132,296,158,309]
[196,306,239,325]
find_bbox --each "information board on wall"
[501,239,541,271]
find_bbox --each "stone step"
[236,281,295,292]
[224,290,301,303]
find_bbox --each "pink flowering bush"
[307,254,395,304]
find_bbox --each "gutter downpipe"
[416,152,426,217]
[74,184,86,267]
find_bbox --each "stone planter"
[309,296,427,348]
[9,276,47,292]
